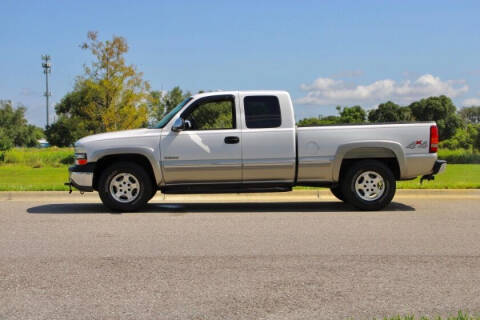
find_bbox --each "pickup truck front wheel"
[329,186,344,201]
[341,160,396,211]
[98,162,153,212]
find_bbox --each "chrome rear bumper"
[432,159,447,175]
[420,160,447,183]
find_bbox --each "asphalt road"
[1,191,480,320]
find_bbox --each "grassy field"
[0,164,478,191]
[1,147,74,167]
[0,148,478,191]
[378,313,479,320]
[1,147,479,167]
[292,164,479,190]
[0,165,70,191]
[397,164,480,189]
[436,148,480,164]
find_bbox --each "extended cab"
[69,90,446,211]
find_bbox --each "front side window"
[182,98,235,130]
[153,97,192,128]
[244,96,282,129]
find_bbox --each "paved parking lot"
[1,191,479,319]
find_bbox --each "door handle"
[224,136,240,144]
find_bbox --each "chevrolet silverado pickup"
[68,90,446,211]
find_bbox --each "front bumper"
[67,163,96,192]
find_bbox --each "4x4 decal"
[406,140,428,149]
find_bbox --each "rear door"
[239,93,296,184]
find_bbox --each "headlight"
[75,153,88,165]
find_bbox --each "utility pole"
[41,55,51,127]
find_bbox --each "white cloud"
[463,97,480,106]
[297,74,469,106]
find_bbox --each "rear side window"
[244,96,282,129]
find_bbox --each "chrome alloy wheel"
[109,173,140,203]
[354,170,385,201]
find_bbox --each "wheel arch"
[91,150,161,190]
[332,141,405,182]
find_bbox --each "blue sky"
[1,0,480,127]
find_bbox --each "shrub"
[438,149,480,164]
[440,124,479,150]
[60,154,75,165]
[1,147,74,167]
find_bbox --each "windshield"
[152,97,193,128]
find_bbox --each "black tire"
[330,185,345,201]
[341,160,396,211]
[148,189,158,202]
[98,161,153,212]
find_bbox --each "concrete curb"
[1,189,479,202]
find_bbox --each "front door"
[161,94,242,185]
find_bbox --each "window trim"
[243,95,282,129]
[180,94,237,131]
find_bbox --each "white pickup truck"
[69,90,446,211]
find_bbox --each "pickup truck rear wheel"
[341,160,396,211]
[98,162,153,212]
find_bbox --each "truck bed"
[296,122,437,183]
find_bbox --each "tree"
[408,95,463,140]
[0,100,43,152]
[184,100,234,130]
[297,105,367,127]
[475,125,480,150]
[45,116,89,147]
[368,101,412,123]
[337,105,366,123]
[439,124,479,150]
[297,115,339,126]
[54,84,103,132]
[0,127,13,153]
[46,85,99,146]
[459,106,480,124]
[148,86,191,124]
[80,31,150,131]
[48,31,150,146]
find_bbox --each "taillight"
[429,125,439,153]
[75,153,88,165]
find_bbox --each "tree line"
[1,31,479,152]
[0,100,44,154]
[298,98,480,150]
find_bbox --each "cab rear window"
[244,96,281,129]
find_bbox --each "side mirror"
[172,118,185,132]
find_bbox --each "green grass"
[1,147,478,170]
[397,164,480,189]
[376,312,480,320]
[0,165,70,191]
[296,164,480,190]
[0,164,478,191]
[1,147,74,167]
[438,149,480,164]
